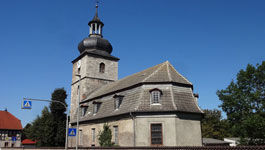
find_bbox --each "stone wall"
[70,55,118,120]
[135,114,202,146]
[69,118,134,147]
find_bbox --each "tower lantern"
[88,4,104,37]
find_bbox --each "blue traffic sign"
[12,137,16,142]
[22,100,32,109]
[68,128,76,136]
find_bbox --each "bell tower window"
[99,63,105,73]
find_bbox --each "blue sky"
[0,0,264,127]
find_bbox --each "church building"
[69,5,203,147]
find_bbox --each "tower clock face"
[77,60,81,68]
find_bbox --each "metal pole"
[65,108,69,150]
[22,98,69,150]
[76,74,81,150]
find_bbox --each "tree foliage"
[22,88,67,147]
[201,109,231,140]
[49,88,68,146]
[98,124,114,147]
[217,61,265,145]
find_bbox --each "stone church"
[69,5,203,147]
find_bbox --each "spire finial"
[95,0,99,17]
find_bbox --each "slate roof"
[84,61,192,101]
[73,61,203,123]
[0,110,22,130]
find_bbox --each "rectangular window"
[113,126,118,145]
[151,123,163,145]
[92,128,95,143]
[151,91,160,104]
[114,97,123,110]
[93,103,101,114]
[77,68,81,74]
[81,106,88,116]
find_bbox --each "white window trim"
[113,126,119,145]
[150,90,162,105]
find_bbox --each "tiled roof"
[22,139,36,145]
[85,61,192,101]
[0,111,22,130]
[72,61,202,123]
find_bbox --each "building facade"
[0,110,22,147]
[69,5,203,147]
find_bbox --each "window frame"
[91,128,96,143]
[79,129,83,145]
[149,89,163,105]
[81,106,88,117]
[99,63,105,73]
[113,126,119,145]
[113,95,124,110]
[150,123,163,146]
[93,102,101,115]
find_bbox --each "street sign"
[12,137,16,142]
[68,128,77,136]
[22,100,32,109]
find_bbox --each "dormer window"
[99,63,105,73]
[80,104,88,117]
[113,95,124,110]
[77,68,81,74]
[93,102,101,114]
[150,89,162,104]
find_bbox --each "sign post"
[22,98,69,150]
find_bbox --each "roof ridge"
[166,61,173,81]
[142,61,168,82]
[168,62,192,85]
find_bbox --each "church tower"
[70,4,119,120]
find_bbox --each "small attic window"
[113,95,124,110]
[77,68,81,74]
[93,102,101,114]
[81,105,88,117]
[150,89,162,104]
[99,63,105,73]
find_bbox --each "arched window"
[150,89,162,104]
[99,63,105,73]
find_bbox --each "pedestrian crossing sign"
[22,100,32,109]
[68,128,77,136]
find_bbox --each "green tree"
[201,109,231,140]
[22,88,68,147]
[21,123,32,140]
[98,124,114,147]
[30,107,54,147]
[217,61,265,145]
[49,88,68,146]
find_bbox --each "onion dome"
[78,4,113,54]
